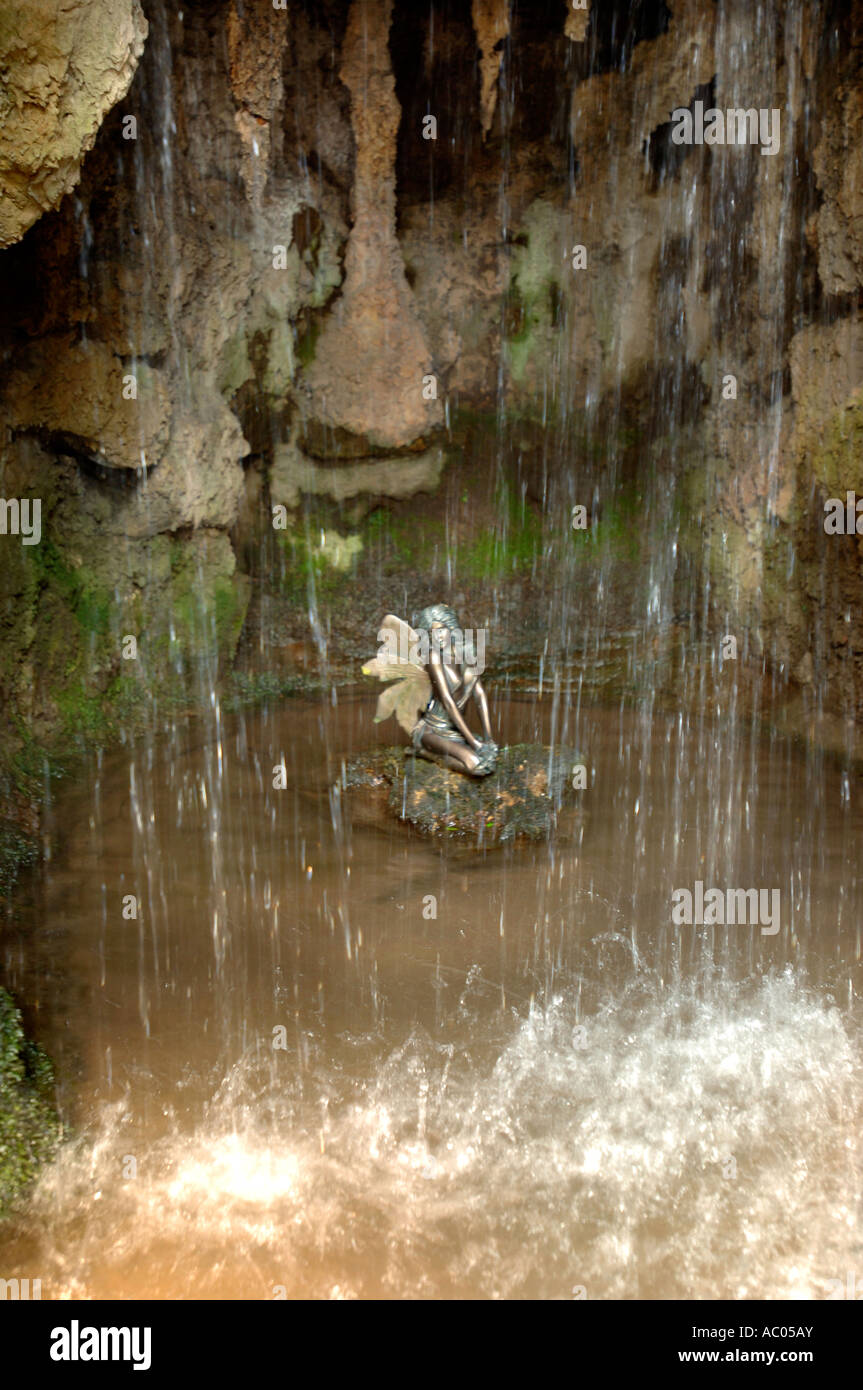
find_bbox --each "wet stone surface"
[343,743,585,844]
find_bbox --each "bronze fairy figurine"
[362,604,499,776]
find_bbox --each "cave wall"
[1,0,863,759]
[0,0,350,745]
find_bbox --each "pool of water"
[1,695,860,1298]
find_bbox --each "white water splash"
[14,969,861,1300]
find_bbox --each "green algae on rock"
[344,743,585,844]
[0,989,61,1215]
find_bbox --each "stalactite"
[301,0,441,450]
[564,0,591,45]
[472,0,510,138]
[226,0,289,207]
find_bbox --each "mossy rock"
[0,989,61,1215]
[0,822,39,901]
[806,398,863,498]
[344,743,585,844]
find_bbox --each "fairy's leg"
[471,679,494,743]
[419,727,483,774]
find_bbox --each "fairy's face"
[429,621,453,658]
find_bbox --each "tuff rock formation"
[0,0,147,247]
[301,0,442,450]
[226,0,290,207]
[565,3,591,45]
[472,0,509,137]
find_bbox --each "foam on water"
[12,968,861,1299]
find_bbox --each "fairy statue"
[362,604,499,776]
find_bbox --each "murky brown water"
[1,695,861,1298]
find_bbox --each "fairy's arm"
[428,650,481,748]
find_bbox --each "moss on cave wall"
[504,199,567,390]
[0,489,251,754]
[677,435,808,670]
[0,988,61,1215]
[805,398,863,499]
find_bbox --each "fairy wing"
[362,613,432,734]
[372,671,432,734]
[379,614,419,657]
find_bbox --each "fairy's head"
[411,603,480,668]
[411,603,461,636]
